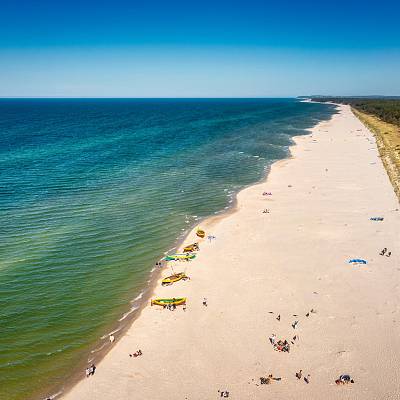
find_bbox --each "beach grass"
[352,107,400,201]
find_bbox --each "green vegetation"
[311,97,400,201]
[311,98,400,126]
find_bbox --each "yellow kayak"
[196,229,205,238]
[162,272,189,286]
[151,297,186,306]
[183,243,199,253]
[164,253,196,261]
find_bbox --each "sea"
[0,98,336,399]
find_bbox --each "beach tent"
[348,259,367,264]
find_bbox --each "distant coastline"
[309,97,400,201]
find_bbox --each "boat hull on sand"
[151,298,186,306]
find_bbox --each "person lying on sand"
[260,374,281,385]
[335,374,354,385]
[129,350,142,358]
[295,370,302,379]
[274,340,290,353]
[380,248,388,256]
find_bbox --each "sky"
[1,0,399,97]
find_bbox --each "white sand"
[62,105,400,400]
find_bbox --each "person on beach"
[335,374,354,385]
[86,364,96,377]
[269,334,276,345]
[203,298,207,306]
[380,248,387,256]
[386,251,392,257]
[109,335,115,343]
[129,350,142,358]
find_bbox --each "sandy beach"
[62,104,400,400]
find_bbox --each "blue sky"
[1,0,399,97]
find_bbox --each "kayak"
[162,273,189,286]
[151,297,186,306]
[183,243,199,252]
[196,229,205,238]
[164,253,196,261]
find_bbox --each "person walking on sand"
[203,298,208,307]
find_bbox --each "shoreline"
[56,108,336,399]
[42,115,311,400]
[61,104,399,399]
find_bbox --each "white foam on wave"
[43,390,63,399]
[90,342,107,354]
[165,247,175,254]
[100,326,123,339]
[132,292,144,302]
[118,305,139,322]
[46,347,64,356]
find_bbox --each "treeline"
[311,97,400,127]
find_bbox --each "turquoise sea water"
[0,99,336,399]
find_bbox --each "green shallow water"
[0,99,337,399]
